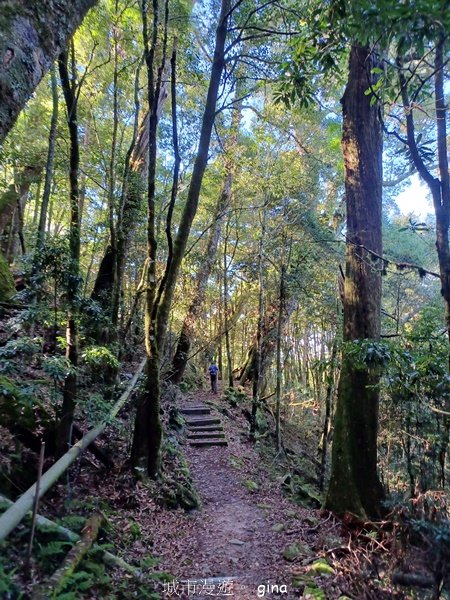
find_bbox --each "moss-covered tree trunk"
[324,45,384,519]
[0,253,15,300]
[0,165,41,261]
[130,0,169,477]
[250,207,266,441]
[55,47,81,458]
[223,217,234,389]
[0,0,97,143]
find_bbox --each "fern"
[37,540,72,558]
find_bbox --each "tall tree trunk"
[36,64,59,255]
[55,46,81,458]
[168,169,231,384]
[155,0,231,351]
[130,0,169,477]
[275,264,286,451]
[131,0,231,476]
[239,295,298,386]
[0,0,97,143]
[319,335,338,491]
[250,208,266,441]
[91,64,165,341]
[0,166,41,261]
[223,224,234,389]
[324,45,384,518]
[396,37,450,487]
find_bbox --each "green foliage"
[222,386,247,407]
[308,558,334,576]
[344,339,392,370]
[274,3,347,108]
[389,492,450,587]
[79,392,114,426]
[42,355,76,382]
[177,363,204,392]
[57,514,89,533]
[377,319,450,492]
[32,236,71,286]
[37,539,73,559]
[244,479,259,493]
[82,345,119,370]
[0,335,42,360]
[0,375,28,406]
[0,556,22,598]
[282,473,322,508]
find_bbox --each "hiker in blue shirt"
[208,362,219,394]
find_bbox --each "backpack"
[209,364,218,375]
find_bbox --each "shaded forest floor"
[1,375,447,599]
[102,385,438,600]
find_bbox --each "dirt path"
[157,389,312,599]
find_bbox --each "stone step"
[187,432,226,439]
[189,438,228,447]
[186,417,221,427]
[188,424,224,432]
[180,407,211,416]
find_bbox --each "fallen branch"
[0,359,146,542]
[32,513,104,599]
[0,494,143,578]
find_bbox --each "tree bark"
[35,64,58,254]
[0,165,41,261]
[130,0,169,476]
[250,207,266,440]
[169,171,231,384]
[318,335,338,491]
[396,37,450,487]
[55,46,81,458]
[131,0,231,476]
[155,0,231,351]
[275,264,286,451]
[223,222,234,389]
[0,0,97,143]
[324,45,384,518]
[239,295,298,386]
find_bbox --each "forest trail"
[157,387,315,600]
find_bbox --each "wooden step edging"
[187,432,226,439]
[186,417,221,427]
[189,439,228,447]
[187,425,224,432]
[180,407,211,416]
